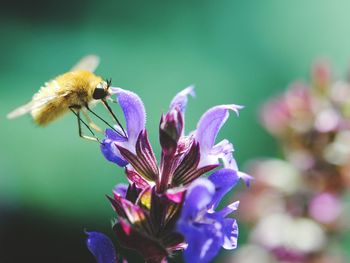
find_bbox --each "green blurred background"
[1,0,350,262]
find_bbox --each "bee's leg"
[81,108,102,133]
[69,107,101,143]
[101,99,127,137]
[85,105,125,138]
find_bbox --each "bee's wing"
[70,54,100,72]
[7,92,69,119]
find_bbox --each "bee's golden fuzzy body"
[31,70,102,125]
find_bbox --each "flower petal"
[108,195,147,226]
[101,129,128,167]
[86,231,117,263]
[165,187,186,204]
[180,222,223,263]
[178,205,235,262]
[177,179,220,263]
[181,178,215,219]
[125,167,150,189]
[195,104,243,154]
[172,142,218,186]
[217,201,240,218]
[177,177,240,263]
[222,155,253,187]
[238,171,254,187]
[113,183,128,198]
[111,87,146,152]
[117,130,159,182]
[169,85,196,113]
[222,218,239,250]
[208,168,240,209]
[105,128,127,141]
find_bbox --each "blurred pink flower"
[309,192,342,224]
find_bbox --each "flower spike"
[90,86,248,263]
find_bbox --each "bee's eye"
[93,85,107,100]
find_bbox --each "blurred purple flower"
[232,62,350,263]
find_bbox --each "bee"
[7,55,125,142]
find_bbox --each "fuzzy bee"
[7,55,125,142]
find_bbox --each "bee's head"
[93,78,112,100]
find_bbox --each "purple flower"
[100,88,146,167]
[88,86,249,263]
[194,104,252,186]
[100,86,249,188]
[107,184,184,263]
[86,231,118,263]
[177,168,240,263]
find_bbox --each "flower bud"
[159,109,183,155]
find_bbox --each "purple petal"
[169,85,196,113]
[86,231,117,263]
[214,140,235,168]
[101,139,128,167]
[181,178,215,219]
[222,155,253,187]
[238,171,254,187]
[182,225,223,263]
[222,218,239,250]
[101,88,146,165]
[208,169,240,209]
[177,177,239,263]
[111,87,146,151]
[195,104,243,154]
[106,128,127,141]
[101,129,128,166]
[177,179,221,263]
[113,184,128,198]
[179,211,225,263]
[217,201,240,218]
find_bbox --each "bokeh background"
[1,0,350,262]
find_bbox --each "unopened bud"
[159,109,183,155]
